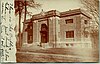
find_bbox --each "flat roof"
[25,9,91,23]
[60,9,91,18]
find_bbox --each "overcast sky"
[27,0,82,19]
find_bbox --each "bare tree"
[23,0,41,22]
[81,0,99,25]
[15,0,24,51]
[14,0,41,51]
[80,0,99,48]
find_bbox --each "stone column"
[48,17,60,48]
[48,17,55,47]
[22,24,27,44]
[33,22,37,43]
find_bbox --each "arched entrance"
[40,24,48,43]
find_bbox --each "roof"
[32,10,60,20]
[60,9,91,18]
[25,9,91,23]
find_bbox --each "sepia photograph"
[14,0,99,62]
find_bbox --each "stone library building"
[23,9,92,48]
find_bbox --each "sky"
[27,0,82,19]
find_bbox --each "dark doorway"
[27,22,33,44]
[40,24,48,43]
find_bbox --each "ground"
[16,44,99,62]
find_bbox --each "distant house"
[23,9,92,48]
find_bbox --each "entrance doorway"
[40,24,48,43]
[27,22,33,44]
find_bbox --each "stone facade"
[23,9,92,48]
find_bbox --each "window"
[66,31,74,38]
[41,24,48,31]
[84,20,88,24]
[84,31,89,38]
[70,44,74,46]
[65,19,73,24]
[66,44,69,46]
[28,24,33,29]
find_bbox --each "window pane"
[65,19,73,24]
[66,31,74,38]
[84,31,88,38]
[84,20,88,24]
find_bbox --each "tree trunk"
[22,0,27,45]
[24,0,27,22]
[19,12,21,50]
[17,1,22,51]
